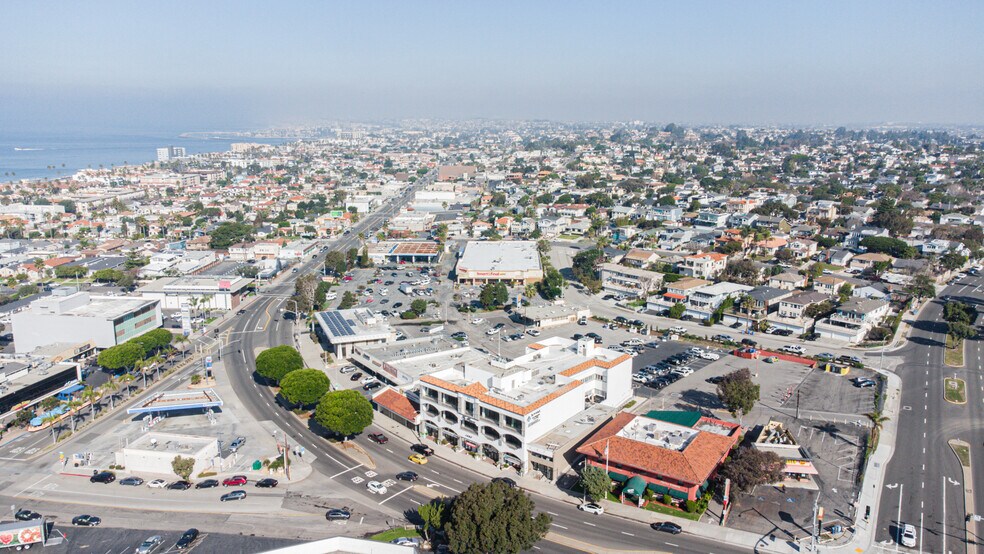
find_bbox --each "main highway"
[873,272,984,554]
[211,179,750,553]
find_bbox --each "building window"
[503,415,522,433]
[480,407,500,425]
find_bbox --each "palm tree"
[118,373,136,399]
[66,399,83,433]
[173,334,190,360]
[80,386,101,422]
[101,379,119,411]
[41,413,60,445]
[866,410,889,432]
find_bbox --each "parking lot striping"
[329,463,364,479]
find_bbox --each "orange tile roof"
[373,389,419,422]
[559,353,631,377]
[576,413,741,486]
[420,375,582,416]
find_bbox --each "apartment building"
[814,298,890,343]
[679,252,728,280]
[600,263,664,298]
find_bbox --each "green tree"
[92,268,124,283]
[859,236,915,258]
[254,345,305,383]
[417,499,449,542]
[278,369,331,407]
[947,321,976,341]
[837,283,853,304]
[410,299,429,316]
[579,464,611,502]
[940,251,968,271]
[313,389,374,437]
[905,274,936,299]
[446,481,551,554]
[719,447,784,494]
[716,368,760,424]
[479,282,509,309]
[171,455,195,480]
[55,265,88,279]
[209,221,254,250]
[572,248,604,292]
[668,303,686,319]
[130,328,174,354]
[97,342,145,373]
[537,266,566,300]
[338,291,357,309]
[324,250,348,276]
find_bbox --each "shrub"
[685,500,697,513]
[255,345,304,383]
[662,493,672,505]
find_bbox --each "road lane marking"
[547,511,558,516]
[583,521,596,527]
[665,543,678,547]
[330,463,364,479]
[552,523,568,530]
[621,531,634,536]
[378,486,413,505]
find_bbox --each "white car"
[366,481,388,495]
[632,374,648,384]
[361,376,377,385]
[147,479,168,489]
[134,535,164,554]
[526,329,541,337]
[900,523,916,547]
[471,318,485,325]
[700,352,720,361]
[578,502,605,515]
[671,367,694,376]
[486,327,500,335]
[669,326,687,334]
[622,338,644,347]
[339,365,358,374]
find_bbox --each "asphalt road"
[212,182,754,553]
[873,273,984,554]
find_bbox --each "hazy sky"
[2,1,982,132]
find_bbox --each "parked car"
[167,480,192,490]
[578,503,604,515]
[349,372,363,381]
[147,479,168,489]
[72,514,101,526]
[229,436,246,452]
[90,471,116,484]
[339,365,358,374]
[366,481,388,495]
[175,528,200,550]
[491,477,517,488]
[368,433,388,444]
[526,329,541,337]
[222,475,248,487]
[396,471,419,482]
[256,478,278,488]
[699,352,720,361]
[220,490,247,502]
[119,476,144,486]
[411,444,435,456]
[712,334,734,342]
[740,338,757,347]
[363,381,382,392]
[782,345,805,354]
[135,535,164,554]
[326,508,351,521]
[195,479,219,489]
[816,352,835,361]
[652,521,682,534]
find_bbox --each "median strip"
[944,377,967,404]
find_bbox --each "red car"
[343,276,353,281]
[368,433,388,444]
[222,475,248,487]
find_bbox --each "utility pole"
[796,390,801,420]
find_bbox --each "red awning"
[664,293,686,301]
[783,460,819,475]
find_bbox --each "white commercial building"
[11,288,162,353]
[156,146,187,162]
[455,240,543,285]
[117,432,219,477]
[417,337,632,475]
[138,276,253,311]
[315,309,396,358]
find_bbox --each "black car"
[652,521,682,534]
[175,528,200,549]
[119,476,144,486]
[396,471,419,482]
[168,480,192,490]
[326,508,351,521]
[90,471,116,484]
[196,479,220,489]
[491,477,517,488]
[350,372,363,381]
[393,302,403,309]
[773,329,793,336]
[572,334,584,341]
[706,375,725,384]
[363,381,382,391]
[256,478,279,488]
[411,443,435,456]
[72,515,101,526]
[740,338,757,347]
[14,509,41,521]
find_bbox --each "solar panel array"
[321,311,355,337]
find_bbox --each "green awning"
[647,482,669,495]
[608,471,629,483]
[624,476,647,497]
[667,487,688,500]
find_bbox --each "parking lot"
[46,525,297,553]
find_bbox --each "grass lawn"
[643,501,701,521]
[944,378,967,404]
[953,444,971,468]
[370,528,421,543]
[944,335,965,367]
[811,262,844,272]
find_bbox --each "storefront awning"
[624,476,647,497]
[608,470,629,483]
[783,460,819,475]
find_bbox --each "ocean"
[0,130,290,182]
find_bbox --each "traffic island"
[948,439,976,554]
[944,335,965,367]
[944,378,967,404]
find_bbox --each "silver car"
[135,535,164,554]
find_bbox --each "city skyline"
[2,0,983,133]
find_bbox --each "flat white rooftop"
[457,240,541,273]
[617,416,698,452]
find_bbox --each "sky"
[1,0,982,132]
